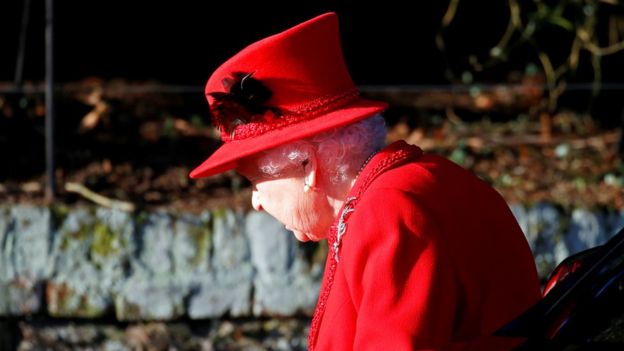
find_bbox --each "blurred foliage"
[438,0,624,113]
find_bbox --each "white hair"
[255,114,387,184]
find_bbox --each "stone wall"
[0,206,324,321]
[510,204,624,278]
[0,204,623,321]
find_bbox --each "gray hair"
[255,114,387,184]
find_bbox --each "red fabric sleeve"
[341,188,460,350]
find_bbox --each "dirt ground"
[1,80,622,213]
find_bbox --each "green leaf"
[450,148,467,166]
[547,15,574,31]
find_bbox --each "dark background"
[1,0,623,183]
[0,0,539,85]
[2,1,623,89]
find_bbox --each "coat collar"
[308,140,423,350]
[328,140,424,260]
[348,140,423,202]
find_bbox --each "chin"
[306,232,327,242]
[294,235,311,242]
[292,231,311,242]
[293,231,324,242]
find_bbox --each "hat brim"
[189,98,388,179]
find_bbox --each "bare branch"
[584,40,624,56]
[65,182,135,212]
[441,0,461,28]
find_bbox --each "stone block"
[565,209,607,255]
[0,206,52,315]
[172,211,212,275]
[525,203,569,278]
[606,209,624,238]
[0,278,42,315]
[245,212,321,316]
[246,211,295,279]
[7,206,52,281]
[115,277,187,321]
[135,212,175,276]
[188,274,252,318]
[47,208,134,317]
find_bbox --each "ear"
[303,149,318,189]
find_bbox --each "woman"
[190,12,541,351]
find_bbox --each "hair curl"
[255,114,387,185]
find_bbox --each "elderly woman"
[190,12,541,351]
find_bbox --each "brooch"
[333,196,356,262]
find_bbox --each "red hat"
[189,12,387,179]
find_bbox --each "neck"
[327,148,379,218]
[326,177,356,218]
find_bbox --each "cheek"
[292,199,317,226]
[293,193,330,232]
[256,181,302,217]
[279,195,316,229]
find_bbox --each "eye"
[237,170,263,185]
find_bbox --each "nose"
[251,189,263,211]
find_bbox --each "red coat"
[308,141,541,351]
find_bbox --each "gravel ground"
[1,318,310,351]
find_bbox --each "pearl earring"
[304,183,311,193]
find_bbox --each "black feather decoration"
[208,72,280,136]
